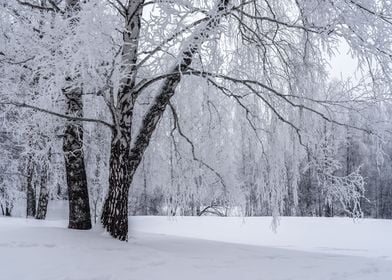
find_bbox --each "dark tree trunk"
[63,88,91,229]
[101,0,144,241]
[101,133,132,241]
[141,160,148,215]
[2,201,13,216]
[36,161,49,220]
[35,186,48,220]
[101,68,207,239]
[26,156,36,218]
[101,71,185,240]
[60,0,91,230]
[5,206,11,216]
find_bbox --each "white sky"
[328,41,358,80]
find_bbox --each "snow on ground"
[130,216,392,260]
[0,215,392,280]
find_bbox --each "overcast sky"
[329,41,358,80]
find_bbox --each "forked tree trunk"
[101,0,229,241]
[101,66,206,240]
[101,0,144,241]
[1,201,12,216]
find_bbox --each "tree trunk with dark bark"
[5,205,11,216]
[36,159,49,220]
[101,57,204,240]
[101,127,133,240]
[101,0,144,241]
[26,156,36,218]
[101,0,230,241]
[63,87,92,229]
[35,185,48,219]
[62,0,91,230]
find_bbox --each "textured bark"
[35,191,48,219]
[63,87,92,229]
[26,156,36,218]
[101,0,144,241]
[62,0,92,230]
[35,158,49,219]
[102,0,230,241]
[101,150,131,240]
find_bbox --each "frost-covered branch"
[1,101,113,129]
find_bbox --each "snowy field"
[130,216,392,259]
[1,213,392,280]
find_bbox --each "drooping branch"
[187,70,374,136]
[168,102,228,191]
[133,68,373,140]
[1,101,113,129]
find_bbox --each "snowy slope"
[1,216,392,280]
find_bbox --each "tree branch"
[17,0,60,13]
[168,102,228,192]
[1,101,113,129]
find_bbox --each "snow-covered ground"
[1,214,392,280]
[130,216,392,260]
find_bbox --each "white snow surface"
[130,216,392,259]
[0,215,391,280]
